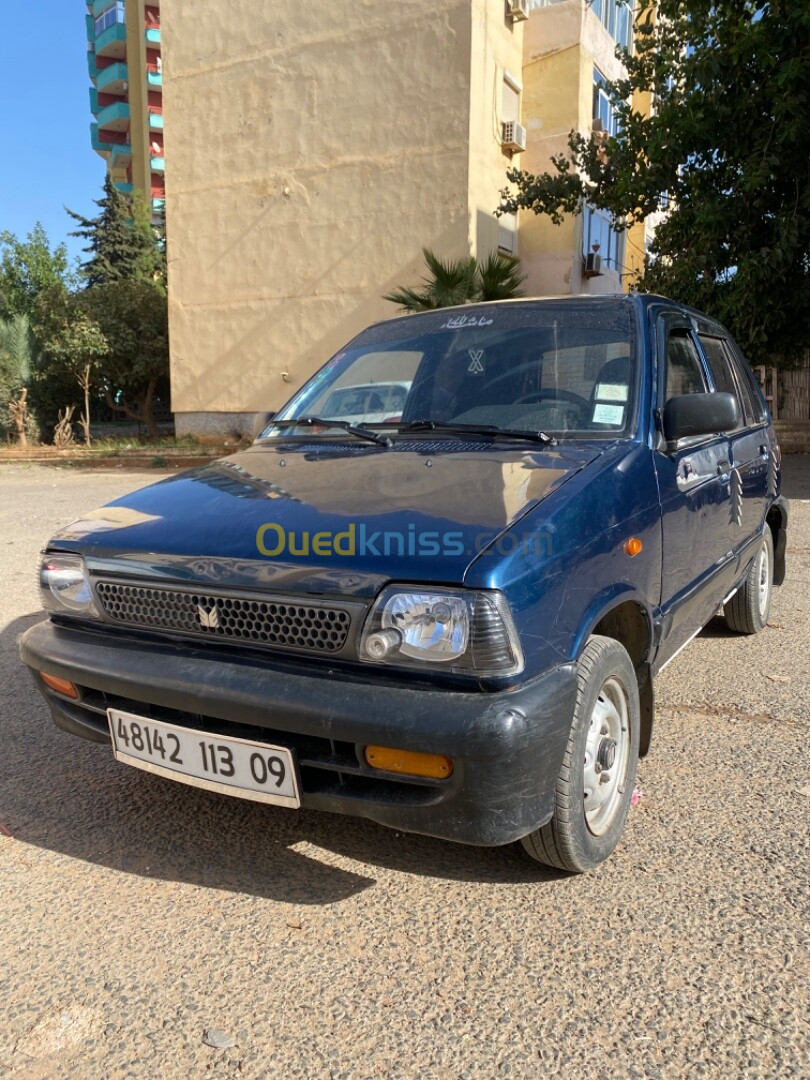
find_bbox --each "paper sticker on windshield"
[593,403,625,425]
[467,349,485,375]
[595,383,628,402]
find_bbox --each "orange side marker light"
[624,537,643,557]
[41,673,79,699]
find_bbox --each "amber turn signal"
[365,746,453,779]
[624,537,643,557]
[40,673,79,699]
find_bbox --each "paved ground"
[1,460,808,1079]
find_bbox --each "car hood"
[50,440,603,597]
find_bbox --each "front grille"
[95,581,352,653]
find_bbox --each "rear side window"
[730,346,769,424]
[698,335,746,428]
[665,331,707,398]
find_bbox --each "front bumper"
[20,619,577,847]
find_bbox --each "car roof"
[369,293,730,338]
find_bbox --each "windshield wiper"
[400,419,556,446]
[266,417,392,447]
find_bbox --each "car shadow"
[4,613,562,906]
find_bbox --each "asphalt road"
[1,460,808,1079]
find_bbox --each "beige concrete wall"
[467,0,526,258]
[125,0,151,196]
[164,0,481,417]
[518,0,630,296]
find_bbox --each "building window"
[498,212,518,256]
[590,0,634,50]
[584,205,624,271]
[593,68,620,136]
[94,2,126,37]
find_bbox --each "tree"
[82,280,169,438]
[35,289,109,447]
[0,314,38,444]
[384,249,525,311]
[498,0,810,362]
[67,174,163,288]
[0,224,76,321]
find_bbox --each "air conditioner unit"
[502,120,527,152]
[507,0,530,22]
[583,252,603,277]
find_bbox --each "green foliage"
[499,0,810,362]
[385,249,525,311]
[0,224,76,321]
[0,314,39,439]
[68,174,163,288]
[81,279,169,437]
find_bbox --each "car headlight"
[359,586,523,676]
[39,552,100,618]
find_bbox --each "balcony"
[147,69,163,88]
[87,49,99,80]
[96,100,130,132]
[150,156,165,173]
[90,123,112,154]
[97,60,128,95]
[115,182,134,194]
[146,27,161,45]
[148,111,164,131]
[85,13,95,43]
[89,87,100,115]
[95,22,127,60]
[110,143,132,168]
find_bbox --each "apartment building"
[87,0,165,218]
[521,0,647,294]
[161,0,646,436]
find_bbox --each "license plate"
[107,709,300,808]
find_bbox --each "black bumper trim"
[21,619,577,847]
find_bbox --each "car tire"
[521,635,640,873]
[724,529,773,635]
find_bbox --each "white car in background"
[320,382,411,425]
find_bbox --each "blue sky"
[2,2,106,265]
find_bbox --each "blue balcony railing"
[146,27,161,45]
[97,61,128,94]
[96,100,130,130]
[148,112,164,131]
[95,21,127,58]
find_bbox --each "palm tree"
[384,248,525,312]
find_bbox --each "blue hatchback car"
[21,295,789,872]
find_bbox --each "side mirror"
[252,411,276,439]
[663,392,739,442]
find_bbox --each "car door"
[653,314,737,663]
[698,333,772,545]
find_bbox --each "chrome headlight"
[39,553,100,618]
[359,586,523,676]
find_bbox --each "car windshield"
[269,300,637,439]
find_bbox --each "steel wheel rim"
[583,676,631,836]
[757,540,770,618]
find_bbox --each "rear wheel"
[724,529,773,635]
[521,636,640,873]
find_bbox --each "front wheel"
[521,636,640,873]
[724,529,773,635]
